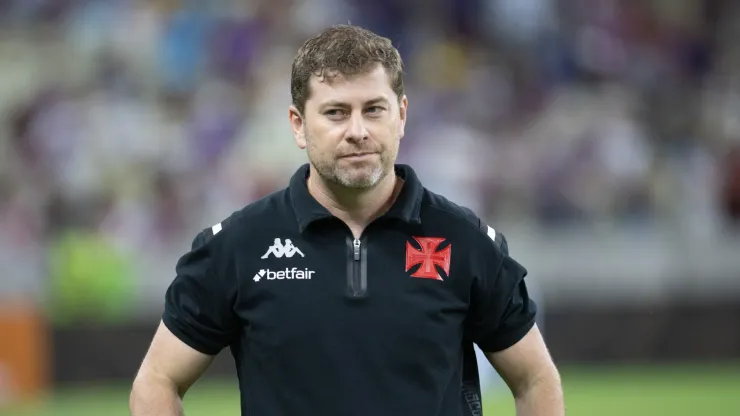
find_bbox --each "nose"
[344,113,369,142]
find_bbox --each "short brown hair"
[290,25,404,115]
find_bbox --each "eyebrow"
[320,97,390,108]
[365,97,390,106]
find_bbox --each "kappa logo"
[253,268,314,282]
[261,238,305,259]
[405,236,451,281]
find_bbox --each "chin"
[335,167,385,189]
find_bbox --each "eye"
[324,109,346,119]
[366,106,386,115]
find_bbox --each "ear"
[289,105,307,149]
[397,95,408,139]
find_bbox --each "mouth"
[340,152,377,160]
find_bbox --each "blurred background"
[0,0,739,415]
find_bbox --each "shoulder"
[197,188,294,249]
[420,188,508,255]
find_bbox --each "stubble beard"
[335,160,385,189]
[305,132,397,190]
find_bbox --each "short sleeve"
[465,233,537,353]
[162,231,239,355]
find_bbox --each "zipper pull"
[353,239,361,260]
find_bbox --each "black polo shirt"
[162,163,537,416]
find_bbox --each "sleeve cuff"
[162,312,222,356]
[476,317,536,353]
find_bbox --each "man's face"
[290,64,407,189]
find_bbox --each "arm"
[465,228,564,415]
[130,225,238,415]
[486,324,564,416]
[130,321,215,415]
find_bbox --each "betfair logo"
[253,268,315,282]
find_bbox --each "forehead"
[307,64,395,106]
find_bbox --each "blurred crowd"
[2,0,740,319]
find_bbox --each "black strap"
[461,340,484,416]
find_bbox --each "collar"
[289,163,424,232]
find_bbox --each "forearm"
[514,375,564,416]
[129,375,184,416]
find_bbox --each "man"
[130,25,564,415]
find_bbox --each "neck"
[307,166,401,229]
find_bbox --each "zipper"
[347,236,367,298]
[353,238,361,260]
